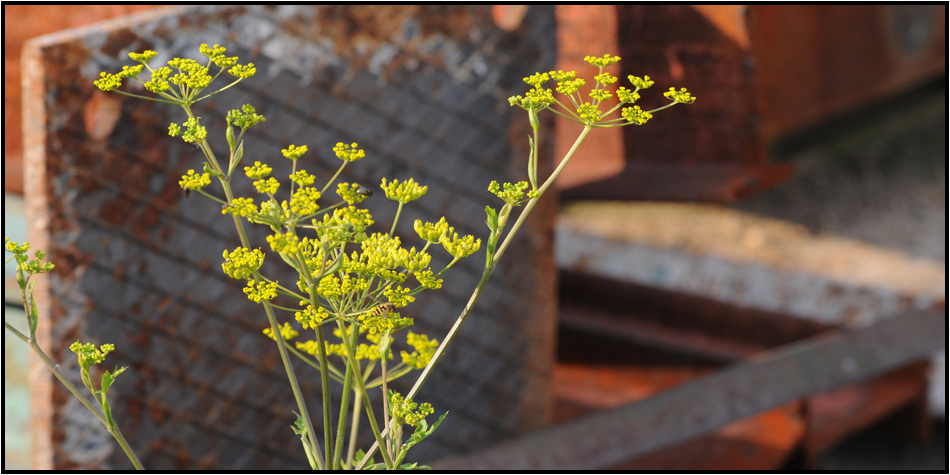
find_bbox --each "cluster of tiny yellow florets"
[359,310,413,335]
[244,161,272,179]
[263,321,299,341]
[622,105,653,125]
[223,197,258,217]
[169,117,207,143]
[389,392,434,427]
[400,332,439,370]
[440,229,481,259]
[413,270,443,290]
[336,183,371,205]
[509,72,556,110]
[380,178,427,203]
[629,75,654,90]
[254,177,280,195]
[244,279,278,303]
[222,247,265,280]
[93,65,144,92]
[488,181,537,205]
[414,217,449,242]
[5,239,54,275]
[290,187,322,215]
[664,87,696,104]
[383,286,415,308]
[295,304,329,329]
[199,43,238,68]
[179,169,211,191]
[585,54,621,68]
[333,142,366,162]
[289,170,316,187]
[69,341,115,370]
[314,207,374,243]
[167,58,213,90]
[282,144,308,160]
[267,231,303,254]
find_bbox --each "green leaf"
[527,135,538,190]
[100,365,128,393]
[366,463,387,470]
[279,252,301,274]
[402,411,448,452]
[485,206,498,232]
[28,280,38,339]
[355,449,375,468]
[398,462,432,470]
[291,411,307,435]
[203,161,224,179]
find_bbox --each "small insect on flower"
[356,185,373,198]
[183,186,192,199]
[371,303,396,317]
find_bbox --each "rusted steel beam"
[433,310,945,470]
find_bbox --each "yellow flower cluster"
[223,197,258,217]
[253,177,280,195]
[400,332,439,370]
[333,142,366,162]
[295,304,329,329]
[594,72,618,85]
[168,58,214,90]
[628,75,654,90]
[5,239,54,275]
[380,178,427,203]
[389,392,434,427]
[290,187,322,215]
[263,322,299,341]
[69,341,114,370]
[222,247,264,280]
[178,117,207,143]
[585,54,621,68]
[179,169,211,191]
[440,230,481,259]
[488,181,530,205]
[382,286,415,308]
[413,270,442,290]
[622,105,653,125]
[664,87,696,104]
[267,231,303,254]
[92,64,145,92]
[282,144,308,160]
[199,43,238,68]
[414,217,449,242]
[336,183,371,205]
[290,170,316,187]
[244,161,273,179]
[616,87,641,104]
[243,280,278,303]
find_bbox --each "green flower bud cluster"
[389,392,434,427]
[179,170,211,192]
[263,321,299,341]
[403,247,431,272]
[622,105,653,125]
[282,144,308,160]
[69,341,114,370]
[227,104,265,130]
[585,54,621,68]
[440,230,481,259]
[333,142,366,162]
[488,180,530,205]
[414,218,449,242]
[380,178,427,203]
[664,87,696,104]
[222,247,264,280]
[336,183,371,205]
[244,279,278,303]
[400,332,439,370]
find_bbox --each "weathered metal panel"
[434,310,945,470]
[23,5,557,469]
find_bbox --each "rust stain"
[83,91,123,140]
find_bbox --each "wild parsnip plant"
[70,46,696,470]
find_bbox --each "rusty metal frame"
[434,310,945,470]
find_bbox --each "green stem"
[314,325,334,469]
[356,125,595,471]
[389,202,405,237]
[345,388,362,469]
[332,324,359,469]
[337,321,395,469]
[320,162,348,196]
[287,345,346,383]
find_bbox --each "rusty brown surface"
[5,4,166,194]
[803,361,932,466]
[433,310,945,470]
[748,5,947,142]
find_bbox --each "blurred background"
[4,5,945,470]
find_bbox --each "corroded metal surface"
[22,5,557,469]
[434,310,945,470]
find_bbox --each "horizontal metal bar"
[434,310,945,470]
